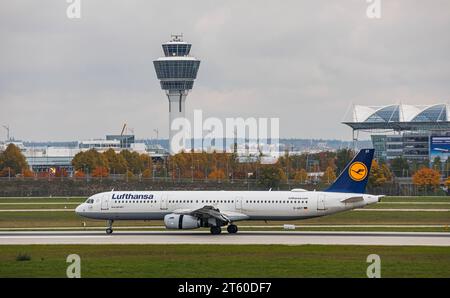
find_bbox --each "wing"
[173,205,249,224]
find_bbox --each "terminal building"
[0,135,168,175]
[343,104,450,162]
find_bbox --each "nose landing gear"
[106,220,114,234]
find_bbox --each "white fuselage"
[75,190,379,222]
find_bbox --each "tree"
[91,166,109,178]
[335,149,354,176]
[368,160,392,187]
[74,170,85,178]
[22,169,35,178]
[390,157,410,177]
[103,149,127,174]
[433,156,442,173]
[412,167,441,192]
[293,169,308,184]
[258,165,285,189]
[321,166,336,184]
[208,169,226,181]
[120,150,144,174]
[142,168,152,178]
[72,149,108,173]
[55,168,68,177]
[0,143,29,174]
[0,167,15,177]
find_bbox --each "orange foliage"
[74,170,85,178]
[55,168,68,177]
[22,169,35,178]
[208,169,226,180]
[412,167,441,191]
[92,166,109,178]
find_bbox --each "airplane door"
[160,194,168,210]
[317,194,326,211]
[235,196,243,211]
[101,195,109,210]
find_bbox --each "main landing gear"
[210,226,222,235]
[227,224,238,234]
[210,224,238,235]
[106,219,114,234]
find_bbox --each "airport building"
[343,104,450,163]
[0,135,167,175]
[153,34,201,154]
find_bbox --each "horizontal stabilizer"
[340,196,364,203]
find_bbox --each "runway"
[0,231,449,246]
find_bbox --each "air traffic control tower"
[153,34,201,154]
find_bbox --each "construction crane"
[120,123,127,136]
[2,125,10,141]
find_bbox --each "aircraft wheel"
[210,226,222,235]
[227,224,238,234]
[106,228,113,234]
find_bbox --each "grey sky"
[1,0,449,141]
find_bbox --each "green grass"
[0,209,448,228]
[381,196,449,203]
[366,203,450,209]
[0,244,449,278]
[0,197,86,204]
[0,204,78,210]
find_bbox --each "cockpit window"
[85,199,94,204]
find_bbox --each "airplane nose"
[75,204,82,214]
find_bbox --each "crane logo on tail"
[348,162,368,181]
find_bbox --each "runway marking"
[0,202,79,205]
[0,231,449,246]
[0,209,75,212]
[0,224,448,231]
[354,208,450,212]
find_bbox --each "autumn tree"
[120,150,144,174]
[208,169,226,181]
[0,143,29,174]
[92,166,109,178]
[74,170,85,178]
[258,165,285,189]
[103,149,127,174]
[22,168,35,178]
[432,156,442,173]
[368,160,392,187]
[390,157,410,177]
[55,168,68,177]
[0,167,15,177]
[142,168,152,178]
[72,149,108,173]
[412,167,441,192]
[335,149,354,175]
[293,169,308,184]
[321,166,337,184]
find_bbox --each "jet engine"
[164,214,201,229]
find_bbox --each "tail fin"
[325,149,374,194]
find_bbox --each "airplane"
[434,148,450,153]
[75,148,381,235]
